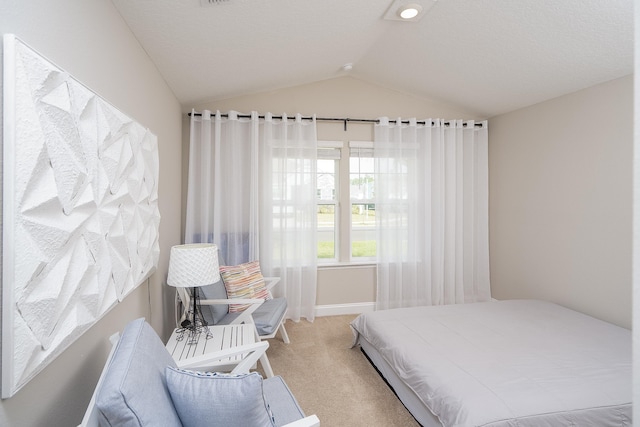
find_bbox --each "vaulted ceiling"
[111,0,633,118]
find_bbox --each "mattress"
[351,300,631,427]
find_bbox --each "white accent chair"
[176,277,289,378]
[176,278,290,343]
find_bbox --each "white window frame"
[317,140,380,265]
[349,141,376,261]
[317,141,342,263]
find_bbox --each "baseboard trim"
[315,302,375,317]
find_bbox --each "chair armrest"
[199,298,264,325]
[177,285,265,326]
[175,341,269,374]
[263,277,281,293]
[283,415,320,427]
[78,333,121,427]
[199,298,265,306]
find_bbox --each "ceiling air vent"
[200,0,230,6]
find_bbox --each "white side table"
[166,324,257,372]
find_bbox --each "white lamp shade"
[167,243,220,288]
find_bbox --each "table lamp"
[167,243,220,342]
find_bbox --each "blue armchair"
[80,318,319,427]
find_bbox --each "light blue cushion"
[199,280,228,324]
[252,298,287,335]
[263,376,307,427]
[96,318,182,427]
[222,298,287,336]
[165,368,275,427]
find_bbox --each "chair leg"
[260,353,274,378]
[279,322,290,344]
[248,324,275,377]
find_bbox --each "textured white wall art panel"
[2,34,161,398]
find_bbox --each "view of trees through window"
[317,158,337,259]
[350,154,375,258]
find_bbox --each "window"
[316,142,341,261]
[349,142,375,259]
[316,141,377,263]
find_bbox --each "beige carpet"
[258,315,421,427]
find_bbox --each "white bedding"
[351,300,631,427]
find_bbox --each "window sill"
[317,261,376,269]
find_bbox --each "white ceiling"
[111,0,633,118]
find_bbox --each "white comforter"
[351,300,631,427]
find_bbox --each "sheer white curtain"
[374,118,490,310]
[185,110,259,265]
[185,110,318,321]
[259,113,318,322]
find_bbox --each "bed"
[350,299,631,427]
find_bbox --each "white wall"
[0,1,182,425]
[489,75,633,328]
[184,76,479,309]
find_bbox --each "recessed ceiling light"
[398,4,422,20]
[383,0,436,22]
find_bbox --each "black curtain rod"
[188,112,483,131]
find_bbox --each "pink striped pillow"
[219,261,269,313]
